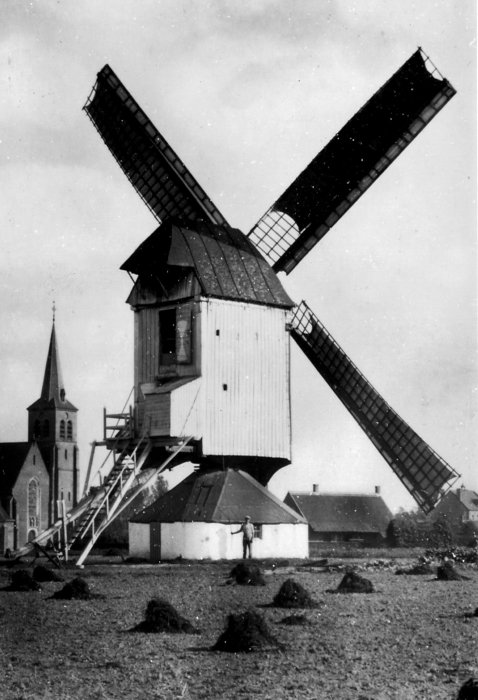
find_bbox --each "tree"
[98,473,168,548]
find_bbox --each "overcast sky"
[1,0,476,512]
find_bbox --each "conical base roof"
[131,468,306,525]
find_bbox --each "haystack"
[272,578,317,608]
[457,677,478,699]
[33,565,64,582]
[133,598,199,634]
[228,562,265,586]
[212,609,281,652]
[436,561,470,581]
[329,570,374,594]
[6,569,41,592]
[51,577,92,600]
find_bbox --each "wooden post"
[57,499,68,562]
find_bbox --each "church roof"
[131,468,306,524]
[285,492,392,536]
[28,322,77,411]
[0,503,13,522]
[121,220,293,308]
[0,442,32,495]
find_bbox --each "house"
[429,486,478,539]
[0,319,79,551]
[129,468,308,561]
[284,485,392,553]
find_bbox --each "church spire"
[40,319,66,404]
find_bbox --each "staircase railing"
[74,436,193,567]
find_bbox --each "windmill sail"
[290,301,460,513]
[249,49,456,274]
[84,65,228,227]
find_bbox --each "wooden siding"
[144,393,170,436]
[199,298,291,459]
[170,378,201,438]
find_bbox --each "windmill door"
[150,523,161,563]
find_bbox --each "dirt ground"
[0,555,476,700]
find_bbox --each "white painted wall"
[199,298,291,459]
[129,521,308,560]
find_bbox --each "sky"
[1,0,476,513]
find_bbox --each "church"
[0,319,79,552]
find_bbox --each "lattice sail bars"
[84,65,228,227]
[290,301,460,513]
[249,49,456,274]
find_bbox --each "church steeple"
[40,321,67,406]
[29,311,76,413]
[27,312,79,520]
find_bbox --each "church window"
[42,419,49,437]
[65,449,68,460]
[61,490,64,501]
[33,455,36,465]
[34,420,41,438]
[60,420,66,439]
[67,421,73,440]
[68,491,71,502]
[60,388,65,402]
[28,478,40,530]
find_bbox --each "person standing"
[232,516,254,559]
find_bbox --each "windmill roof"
[285,492,392,536]
[0,442,32,495]
[131,469,306,524]
[121,220,293,308]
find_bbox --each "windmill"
[17,48,460,564]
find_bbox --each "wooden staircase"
[14,433,193,566]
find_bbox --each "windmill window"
[159,309,177,365]
[67,421,73,440]
[159,306,192,367]
[60,420,66,439]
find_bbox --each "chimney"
[374,485,381,495]
[312,484,319,494]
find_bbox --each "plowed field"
[0,558,476,699]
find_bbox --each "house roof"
[131,468,306,524]
[285,492,392,536]
[121,220,294,309]
[28,322,77,412]
[455,488,478,511]
[0,442,32,495]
